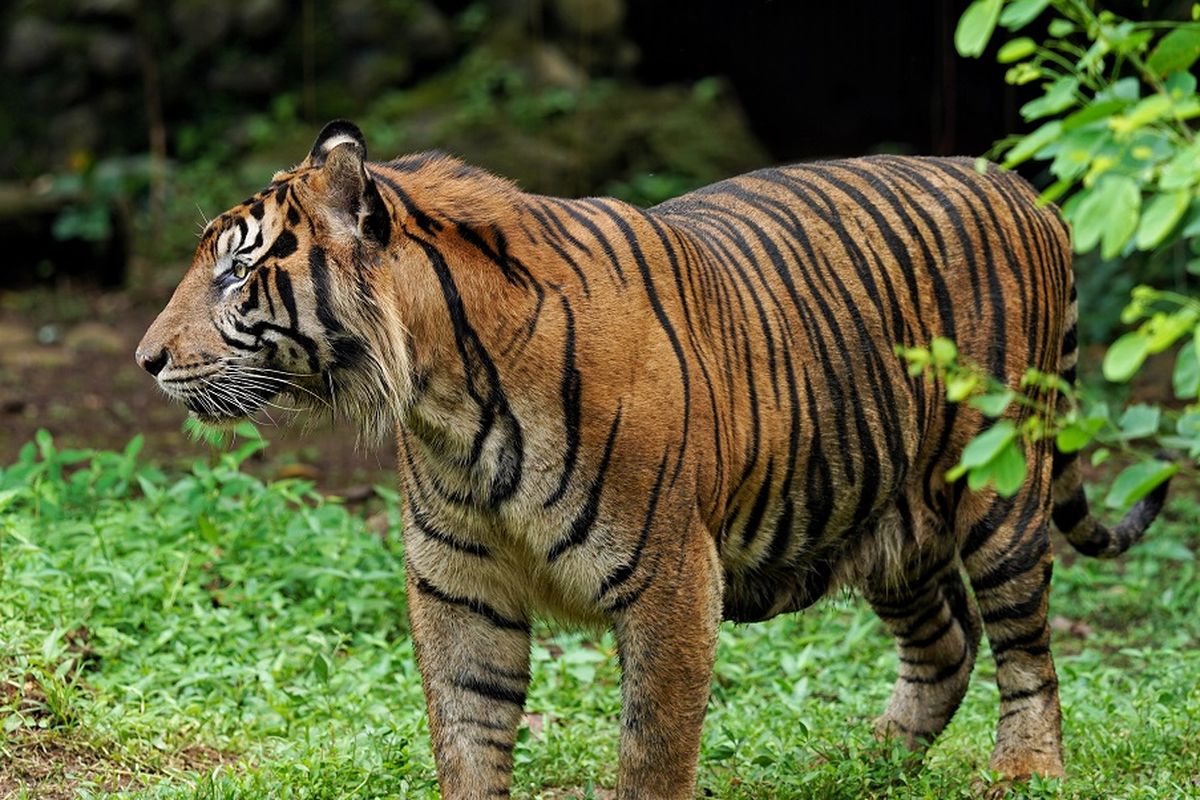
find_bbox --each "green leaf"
[931,337,958,366]
[1166,69,1198,100]
[1000,0,1051,30]
[1002,120,1063,168]
[1102,332,1150,383]
[1173,339,1200,398]
[1146,26,1200,77]
[1135,190,1190,250]
[1048,18,1075,37]
[998,37,1038,63]
[1104,459,1178,510]
[1160,140,1200,190]
[1117,404,1161,439]
[947,373,980,402]
[1061,98,1133,131]
[1056,416,1105,453]
[1072,174,1140,258]
[970,390,1015,417]
[1091,447,1111,466]
[956,0,1003,57]
[1109,94,1172,134]
[960,420,1018,469]
[1021,76,1079,121]
[990,440,1028,496]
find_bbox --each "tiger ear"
[309,121,391,245]
[306,119,367,167]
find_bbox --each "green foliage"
[2,437,1199,796]
[952,0,1200,496]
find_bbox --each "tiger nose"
[136,347,169,377]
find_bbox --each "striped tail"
[1050,284,1171,558]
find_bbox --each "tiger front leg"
[610,526,722,799]
[406,569,531,800]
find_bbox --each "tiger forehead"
[199,180,297,250]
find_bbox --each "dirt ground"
[0,286,396,493]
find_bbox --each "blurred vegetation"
[0,0,766,289]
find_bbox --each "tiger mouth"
[181,383,279,423]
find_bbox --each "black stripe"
[452,677,526,706]
[545,294,582,507]
[415,576,529,632]
[548,406,623,562]
[597,452,669,598]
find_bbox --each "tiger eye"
[232,261,249,280]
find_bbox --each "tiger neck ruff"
[137,119,1169,799]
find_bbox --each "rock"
[552,0,625,36]
[4,16,63,73]
[63,321,125,354]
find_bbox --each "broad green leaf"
[1174,339,1200,398]
[1000,0,1051,30]
[989,440,1028,496]
[970,390,1015,416]
[1091,447,1111,466]
[956,0,1003,57]
[1056,416,1105,452]
[1117,404,1161,439]
[1109,94,1172,134]
[1061,99,1132,131]
[998,37,1037,63]
[1048,18,1075,37]
[1102,331,1150,382]
[1166,69,1198,99]
[1104,459,1178,509]
[1071,175,1140,257]
[931,337,958,366]
[1002,120,1063,168]
[947,373,980,402]
[1006,62,1043,85]
[1184,201,1200,237]
[1092,175,1140,259]
[1021,76,1080,121]
[1146,26,1200,77]
[1178,409,1200,437]
[959,420,1018,469]
[1135,190,1190,250]
[1160,140,1200,190]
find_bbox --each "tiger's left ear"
[308,120,391,245]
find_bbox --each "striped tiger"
[137,120,1170,798]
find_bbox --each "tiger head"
[136,120,409,438]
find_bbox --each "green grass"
[1,433,1198,799]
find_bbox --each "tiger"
[137,119,1170,799]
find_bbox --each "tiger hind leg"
[958,482,1064,789]
[865,556,982,750]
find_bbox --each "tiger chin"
[138,120,1170,798]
